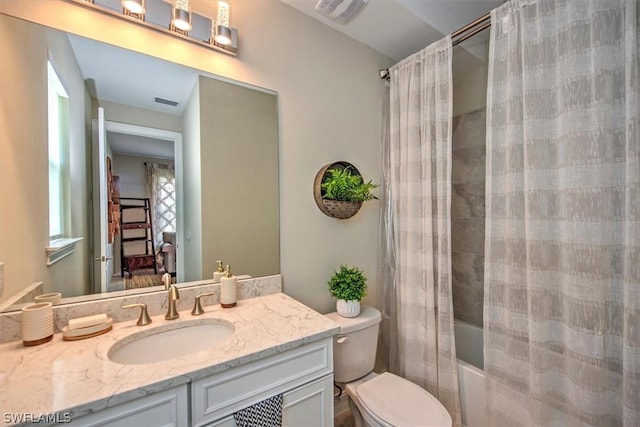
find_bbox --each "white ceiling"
[281,0,504,66]
[68,34,191,158]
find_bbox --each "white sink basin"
[108,319,235,365]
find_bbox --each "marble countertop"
[0,293,339,425]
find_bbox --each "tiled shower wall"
[451,108,486,328]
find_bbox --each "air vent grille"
[314,0,368,25]
[154,97,178,107]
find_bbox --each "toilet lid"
[356,372,452,427]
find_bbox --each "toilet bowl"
[326,306,452,427]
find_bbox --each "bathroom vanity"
[0,293,339,426]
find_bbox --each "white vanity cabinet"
[66,385,189,426]
[63,338,333,427]
[192,338,334,427]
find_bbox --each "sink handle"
[123,303,152,326]
[191,292,216,316]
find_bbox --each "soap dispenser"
[213,260,225,283]
[220,265,237,308]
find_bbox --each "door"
[92,107,113,293]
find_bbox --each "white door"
[92,107,113,293]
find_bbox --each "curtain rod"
[379,11,491,81]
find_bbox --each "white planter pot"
[336,299,360,318]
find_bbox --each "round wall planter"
[313,161,363,220]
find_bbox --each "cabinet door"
[204,375,334,427]
[282,375,334,427]
[66,385,188,427]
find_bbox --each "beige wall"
[199,76,279,280]
[0,13,91,303]
[0,1,393,313]
[181,80,203,282]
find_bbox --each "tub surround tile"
[452,108,486,150]
[0,292,339,424]
[452,108,486,327]
[452,182,485,219]
[452,283,484,328]
[452,145,486,185]
[0,275,282,344]
[451,218,486,255]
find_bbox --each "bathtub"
[454,320,486,427]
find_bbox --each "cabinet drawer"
[192,338,332,426]
[67,385,188,427]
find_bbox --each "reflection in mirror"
[0,14,280,312]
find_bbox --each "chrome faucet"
[165,285,180,320]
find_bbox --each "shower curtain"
[381,36,462,426]
[484,0,639,425]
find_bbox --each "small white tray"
[63,318,113,340]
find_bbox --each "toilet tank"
[325,306,381,383]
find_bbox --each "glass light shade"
[122,0,145,14]
[174,0,189,11]
[217,1,230,27]
[172,0,192,31]
[214,1,231,45]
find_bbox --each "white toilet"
[326,306,452,427]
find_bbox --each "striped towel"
[234,394,283,427]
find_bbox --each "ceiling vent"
[154,97,179,107]
[314,0,368,25]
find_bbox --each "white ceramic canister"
[34,292,62,305]
[22,302,54,346]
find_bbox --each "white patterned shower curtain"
[484,0,639,425]
[383,36,462,426]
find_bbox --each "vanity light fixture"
[69,0,238,56]
[171,0,192,33]
[213,1,232,45]
[122,0,145,15]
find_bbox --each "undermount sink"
[108,319,235,365]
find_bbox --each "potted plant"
[328,265,368,317]
[318,164,378,219]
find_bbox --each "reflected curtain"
[145,162,176,247]
[484,0,639,425]
[382,36,462,426]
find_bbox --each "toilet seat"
[356,372,452,427]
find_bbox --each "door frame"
[104,121,184,284]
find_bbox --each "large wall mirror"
[0,13,280,312]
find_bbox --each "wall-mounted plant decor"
[313,161,378,219]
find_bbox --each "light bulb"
[122,0,144,14]
[172,0,192,31]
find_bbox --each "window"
[47,61,70,240]
[146,163,176,247]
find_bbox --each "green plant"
[328,265,368,301]
[321,167,378,202]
